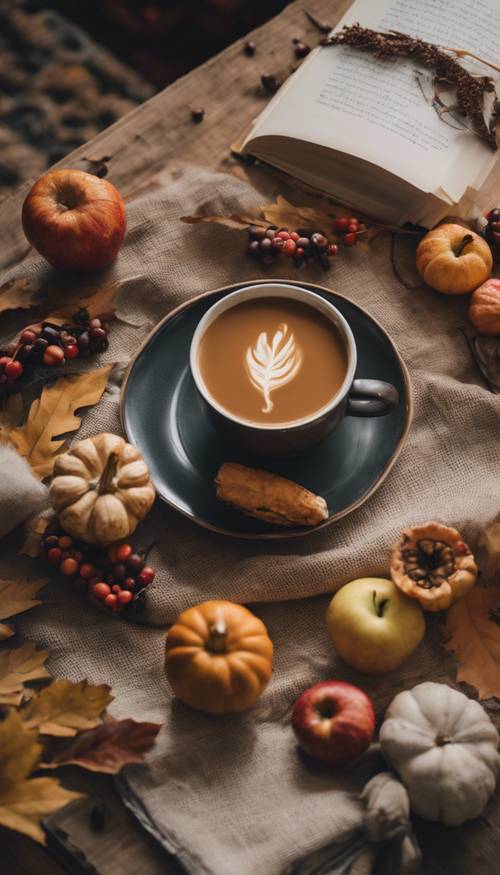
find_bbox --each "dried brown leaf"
[22,679,113,737]
[443,583,500,699]
[181,213,264,230]
[0,623,14,641]
[9,365,113,478]
[18,514,50,559]
[0,642,50,706]
[41,717,162,774]
[44,279,124,322]
[0,394,24,442]
[0,277,39,315]
[261,195,335,232]
[0,711,82,844]
[0,577,47,621]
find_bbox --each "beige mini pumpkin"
[50,433,155,545]
[469,278,500,335]
[416,223,492,294]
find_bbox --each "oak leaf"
[443,583,500,699]
[9,365,113,478]
[0,642,50,706]
[22,679,113,737]
[0,577,46,622]
[41,717,162,774]
[0,277,39,316]
[0,711,82,844]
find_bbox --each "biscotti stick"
[215,462,328,527]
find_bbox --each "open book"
[238,0,500,226]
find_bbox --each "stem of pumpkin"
[98,452,119,494]
[207,617,228,653]
[454,233,473,257]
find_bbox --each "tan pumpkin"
[416,224,492,294]
[469,278,500,335]
[50,433,155,545]
[165,600,273,714]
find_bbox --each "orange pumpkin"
[469,279,500,335]
[165,600,273,714]
[416,224,492,295]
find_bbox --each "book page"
[247,0,500,198]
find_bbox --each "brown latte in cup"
[197,297,348,426]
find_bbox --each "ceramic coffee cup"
[190,283,398,456]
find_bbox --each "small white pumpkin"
[50,432,155,545]
[380,682,500,826]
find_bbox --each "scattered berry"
[92,582,111,600]
[47,547,63,565]
[4,360,23,379]
[20,329,37,344]
[116,543,133,562]
[344,232,357,246]
[261,73,279,94]
[244,40,256,56]
[43,345,65,366]
[60,557,79,576]
[293,40,310,58]
[65,344,79,360]
[334,217,350,233]
[191,107,205,124]
[58,535,73,549]
[104,593,118,610]
[137,566,155,586]
[118,590,133,605]
[283,238,297,256]
[127,553,144,573]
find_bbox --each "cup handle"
[346,379,399,416]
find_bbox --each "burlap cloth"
[3,167,500,874]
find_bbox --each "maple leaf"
[443,583,500,699]
[0,711,82,844]
[261,195,336,233]
[9,365,113,478]
[41,717,162,774]
[0,643,50,707]
[0,578,47,622]
[22,679,113,737]
[0,277,39,316]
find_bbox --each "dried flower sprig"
[322,24,498,147]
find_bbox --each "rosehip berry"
[112,584,121,593]
[290,231,300,241]
[137,566,155,586]
[0,356,11,369]
[344,232,357,246]
[327,243,338,257]
[4,360,23,379]
[265,228,276,239]
[65,344,79,360]
[43,345,65,366]
[113,563,127,581]
[296,247,305,257]
[348,217,359,227]
[118,590,133,605]
[47,547,62,565]
[272,237,285,251]
[333,217,350,233]
[60,557,79,576]
[276,230,290,240]
[283,239,297,256]
[259,238,273,252]
[116,544,133,562]
[80,563,96,580]
[43,535,59,549]
[104,593,118,609]
[311,233,328,251]
[123,577,136,590]
[296,237,310,250]
[58,535,73,549]
[20,329,37,344]
[347,222,359,234]
[126,553,144,573]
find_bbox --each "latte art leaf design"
[245,323,303,413]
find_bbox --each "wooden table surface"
[2,1,499,873]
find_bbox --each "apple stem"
[453,233,473,257]
[372,590,388,617]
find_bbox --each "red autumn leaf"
[41,717,162,774]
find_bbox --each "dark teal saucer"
[120,280,412,539]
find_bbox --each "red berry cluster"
[39,527,155,615]
[247,217,364,270]
[484,208,500,260]
[0,308,110,395]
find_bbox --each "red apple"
[291,680,375,766]
[22,169,126,272]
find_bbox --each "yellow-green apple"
[326,577,425,675]
[22,169,126,272]
[291,680,375,765]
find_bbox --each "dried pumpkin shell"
[214,462,328,527]
[390,522,478,612]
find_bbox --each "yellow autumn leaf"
[0,277,39,315]
[22,679,113,737]
[9,365,113,478]
[0,643,50,707]
[0,577,47,621]
[41,278,125,323]
[0,623,14,641]
[443,583,500,699]
[261,195,336,233]
[0,711,82,844]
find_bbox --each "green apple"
[326,577,425,675]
